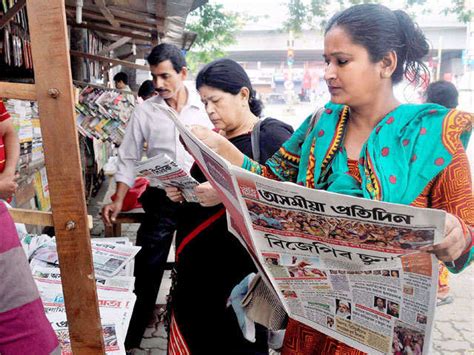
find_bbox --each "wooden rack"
[0,0,104,353]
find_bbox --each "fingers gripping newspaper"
[135,153,200,203]
[171,117,444,355]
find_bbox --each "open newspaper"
[135,153,199,202]
[171,117,444,355]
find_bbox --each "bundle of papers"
[20,234,140,354]
[75,86,135,145]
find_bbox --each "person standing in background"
[102,44,212,352]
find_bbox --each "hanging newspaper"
[135,153,199,202]
[171,118,444,355]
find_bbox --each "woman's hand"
[190,125,227,154]
[425,213,469,262]
[190,125,245,166]
[165,186,184,203]
[194,182,221,207]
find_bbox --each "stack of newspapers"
[20,234,140,355]
[75,86,135,145]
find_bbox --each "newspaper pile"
[20,234,140,354]
[3,99,43,169]
[172,117,444,355]
[75,86,135,145]
[135,153,200,202]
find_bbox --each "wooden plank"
[9,208,94,228]
[9,208,53,226]
[94,0,121,28]
[26,0,104,353]
[70,50,149,71]
[65,5,160,31]
[68,21,151,41]
[0,82,37,101]
[97,36,131,56]
[0,0,26,29]
[155,0,167,33]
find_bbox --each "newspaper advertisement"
[32,238,140,277]
[172,118,443,355]
[135,153,199,202]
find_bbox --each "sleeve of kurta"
[430,143,474,273]
[115,109,145,188]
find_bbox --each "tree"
[185,3,241,74]
[284,0,472,33]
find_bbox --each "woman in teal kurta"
[190,4,473,354]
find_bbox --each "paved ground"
[432,268,474,354]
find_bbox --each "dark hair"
[147,43,186,73]
[113,72,128,85]
[138,80,156,99]
[425,80,459,108]
[325,4,430,86]
[195,58,263,117]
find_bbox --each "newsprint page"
[172,117,445,355]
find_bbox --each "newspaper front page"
[135,153,199,202]
[172,118,444,355]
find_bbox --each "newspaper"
[135,153,199,202]
[172,118,444,355]
[32,266,135,294]
[32,238,140,277]
[22,235,139,355]
[47,315,125,355]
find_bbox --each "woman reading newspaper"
[164,59,294,353]
[189,4,473,354]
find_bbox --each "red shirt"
[0,100,11,173]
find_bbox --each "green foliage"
[185,3,241,74]
[284,0,472,33]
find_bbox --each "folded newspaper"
[171,116,445,355]
[135,153,199,202]
[30,237,140,277]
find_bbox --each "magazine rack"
[0,0,105,353]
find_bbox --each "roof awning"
[65,0,206,50]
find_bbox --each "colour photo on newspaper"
[135,153,199,202]
[172,119,444,355]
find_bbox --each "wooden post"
[26,0,105,353]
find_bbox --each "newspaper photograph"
[172,119,444,355]
[47,316,125,355]
[32,238,140,277]
[135,153,199,202]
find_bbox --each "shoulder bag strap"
[251,118,264,162]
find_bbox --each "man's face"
[150,60,187,100]
[115,80,126,90]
